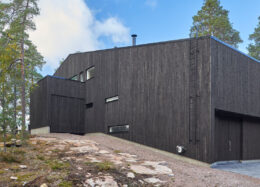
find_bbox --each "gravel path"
[40,133,260,187]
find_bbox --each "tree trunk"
[20,40,26,141]
[20,0,30,141]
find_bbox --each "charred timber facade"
[30,36,260,163]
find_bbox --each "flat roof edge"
[210,36,260,63]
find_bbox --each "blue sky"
[86,0,259,49]
[31,0,259,76]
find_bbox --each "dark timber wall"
[30,36,260,163]
[30,76,85,133]
[211,38,260,162]
[54,37,212,162]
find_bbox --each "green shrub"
[96,161,114,171]
[36,155,45,161]
[0,152,23,163]
[59,181,73,187]
[46,160,69,171]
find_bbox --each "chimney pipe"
[131,34,137,46]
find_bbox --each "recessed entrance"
[215,114,242,161]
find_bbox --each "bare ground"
[41,133,260,187]
[1,133,260,187]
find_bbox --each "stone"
[144,177,165,184]
[77,167,83,170]
[130,165,156,175]
[125,159,137,162]
[10,176,18,180]
[127,172,135,178]
[130,161,173,175]
[40,183,48,187]
[118,153,137,158]
[22,181,28,186]
[99,150,109,154]
[85,173,92,178]
[123,185,128,187]
[19,165,27,169]
[85,175,118,187]
[70,145,98,153]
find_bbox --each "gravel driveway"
[41,133,260,186]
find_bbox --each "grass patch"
[52,149,61,153]
[36,155,45,161]
[0,152,23,163]
[12,148,26,155]
[0,170,4,175]
[84,161,94,166]
[59,180,73,187]
[45,160,70,171]
[113,150,121,154]
[17,173,35,182]
[96,161,114,171]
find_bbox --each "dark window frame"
[86,66,95,81]
[79,71,84,82]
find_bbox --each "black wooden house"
[30,36,260,163]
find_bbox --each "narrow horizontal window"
[86,103,93,109]
[105,96,119,103]
[79,72,84,82]
[108,125,129,133]
[71,75,78,81]
[86,66,95,80]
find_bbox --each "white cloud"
[145,0,157,9]
[29,0,130,71]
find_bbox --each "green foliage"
[0,151,23,163]
[190,0,242,48]
[17,173,35,182]
[59,181,73,187]
[248,16,260,60]
[0,0,45,146]
[45,160,70,171]
[36,154,45,161]
[96,161,114,171]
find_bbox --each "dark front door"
[215,115,242,161]
[51,95,84,134]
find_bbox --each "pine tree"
[190,0,242,48]
[0,0,45,144]
[247,16,260,60]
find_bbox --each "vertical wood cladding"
[211,38,260,162]
[243,118,260,160]
[30,77,48,129]
[30,36,260,163]
[215,114,242,161]
[30,76,85,132]
[53,37,212,162]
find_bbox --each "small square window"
[86,103,93,109]
[105,96,119,103]
[86,67,95,80]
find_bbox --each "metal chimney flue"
[131,34,137,46]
